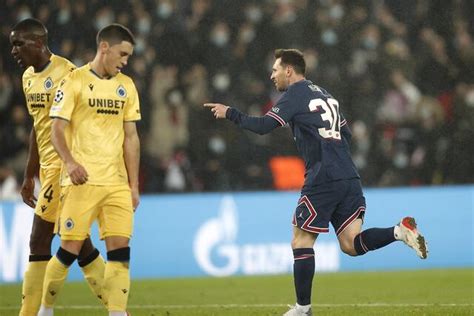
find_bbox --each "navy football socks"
[293,248,315,306]
[353,227,397,255]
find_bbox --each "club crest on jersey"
[117,85,127,98]
[64,218,74,230]
[44,77,53,90]
[54,89,64,103]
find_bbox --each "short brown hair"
[96,23,135,47]
[274,49,305,75]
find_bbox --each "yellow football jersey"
[50,63,141,186]
[22,54,76,168]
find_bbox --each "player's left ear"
[99,41,110,54]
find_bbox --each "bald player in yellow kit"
[10,18,105,316]
[38,24,140,316]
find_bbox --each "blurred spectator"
[0,166,19,200]
[0,105,29,177]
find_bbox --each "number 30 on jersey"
[308,98,341,140]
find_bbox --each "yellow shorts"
[35,167,61,223]
[57,184,134,241]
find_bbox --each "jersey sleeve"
[124,80,141,122]
[226,107,280,135]
[339,112,352,143]
[264,91,298,126]
[49,71,77,121]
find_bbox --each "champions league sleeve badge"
[54,89,64,103]
[117,85,127,98]
[44,77,54,90]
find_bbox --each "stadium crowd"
[0,0,472,196]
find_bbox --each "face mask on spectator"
[393,151,408,169]
[134,37,145,54]
[137,18,151,34]
[212,73,230,92]
[362,36,378,49]
[321,29,338,46]
[168,90,183,106]
[329,4,344,20]
[246,6,263,23]
[95,12,113,31]
[208,136,226,155]
[157,3,173,19]
[57,9,71,25]
[240,28,256,44]
[211,30,230,47]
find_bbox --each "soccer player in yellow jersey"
[9,18,106,316]
[38,24,141,316]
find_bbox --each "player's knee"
[291,234,315,249]
[290,236,297,249]
[105,236,130,251]
[291,235,306,249]
[78,237,95,259]
[107,247,130,262]
[340,240,357,256]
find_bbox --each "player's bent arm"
[226,107,280,135]
[51,118,74,165]
[20,128,40,207]
[123,121,140,209]
[51,118,88,185]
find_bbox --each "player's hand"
[20,177,37,208]
[131,186,140,211]
[204,103,229,119]
[66,160,89,185]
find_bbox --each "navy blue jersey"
[226,79,359,194]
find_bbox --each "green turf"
[1,269,473,315]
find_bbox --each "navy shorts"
[292,178,366,236]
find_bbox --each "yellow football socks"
[103,261,130,312]
[19,260,49,316]
[41,256,69,307]
[80,254,106,306]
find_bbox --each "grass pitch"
[1,269,472,315]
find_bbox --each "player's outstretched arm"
[51,118,88,185]
[123,121,140,210]
[204,103,280,135]
[20,128,39,208]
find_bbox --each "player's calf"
[104,246,131,314]
[38,247,79,316]
[350,227,397,256]
[20,216,55,316]
[78,243,107,307]
[338,220,397,256]
[29,215,55,255]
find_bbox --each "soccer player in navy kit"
[205,49,428,316]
